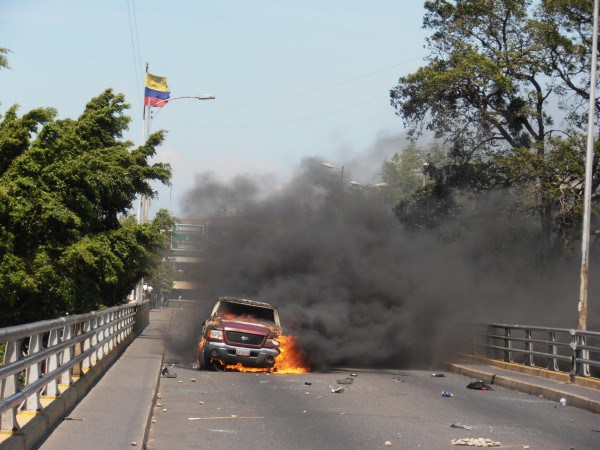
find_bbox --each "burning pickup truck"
[197,297,283,370]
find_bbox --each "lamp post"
[135,93,215,302]
[322,162,345,209]
[322,162,344,185]
[138,94,216,224]
[348,181,388,201]
[575,0,599,377]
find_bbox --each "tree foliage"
[389,0,599,257]
[0,47,9,71]
[0,90,172,326]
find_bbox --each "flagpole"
[142,62,152,224]
[136,63,151,302]
[138,63,149,224]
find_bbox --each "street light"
[138,94,216,223]
[348,181,388,188]
[574,0,599,377]
[322,162,345,185]
[135,93,215,302]
[151,94,216,108]
[348,181,388,202]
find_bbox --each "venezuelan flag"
[144,72,170,107]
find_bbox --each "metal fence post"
[1,340,20,432]
[45,328,60,398]
[547,331,559,371]
[570,329,577,381]
[504,327,513,363]
[59,324,74,386]
[524,328,535,366]
[576,333,591,377]
[24,333,42,412]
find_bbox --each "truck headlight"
[208,329,224,341]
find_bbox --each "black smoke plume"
[180,154,599,370]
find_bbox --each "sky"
[1,0,430,218]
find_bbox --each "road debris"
[188,416,264,420]
[198,401,205,405]
[450,423,472,430]
[385,441,392,447]
[431,373,445,377]
[466,380,493,390]
[442,390,454,397]
[304,381,312,385]
[350,373,358,377]
[305,392,310,395]
[64,417,85,421]
[559,397,567,406]
[191,378,196,382]
[330,386,345,393]
[131,441,137,446]
[451,438,500,447]
[391,377,404,383]
[337,378,354,385]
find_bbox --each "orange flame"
[224,363,269,373]
[220,334,309,373]
[272,334,309,374]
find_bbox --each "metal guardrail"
[0,301,148,433]
[467,323,600,379]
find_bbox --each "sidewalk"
[36,308,173,450]
[446,355,600,414]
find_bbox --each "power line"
[160,95,386,128]
[212,57,421,111]
[126,0,143,113]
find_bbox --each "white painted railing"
[0,301,147,433]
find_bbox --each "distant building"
[170,220,208,299]
[169,215,274,300]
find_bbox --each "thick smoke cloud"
[180,146,599,370]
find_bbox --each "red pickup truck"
[197,297,281,370]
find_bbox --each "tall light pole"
[573,0,599,377]
[322,162,345,209]
[135,93,215,302]
[138,94,216,224]
[348,181,388,201]
[578,0,599,335]
[322,162,345,187]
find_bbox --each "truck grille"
[225,331,264,346]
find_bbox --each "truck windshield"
[216,302,276,324]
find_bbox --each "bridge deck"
[30,307,600,449]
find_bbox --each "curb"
[445,359,600,415]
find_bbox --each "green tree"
[389,0,598,257]
[0,90,172,326]
[381,143,426,204]
[144,209,176,302]
[0,47,9,70]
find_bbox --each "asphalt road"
[142,304,600,450]
[147,366,599,449]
